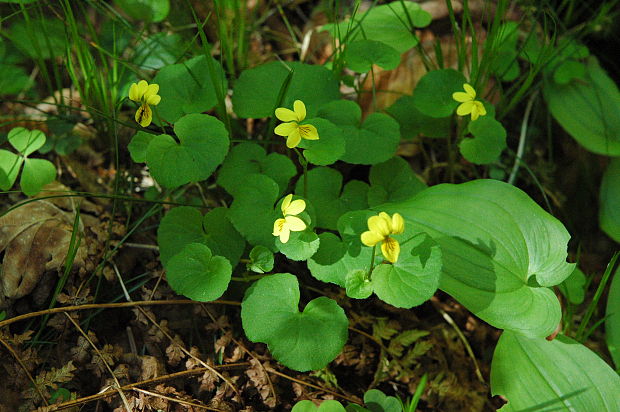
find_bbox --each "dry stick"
[131,387,223,411]
[42,364,248,411]
[265,368,361,404]
[0,336,50,407]
[201,304,278,406]
[135,306,240,397]
[348,326,389,352]
[0,299,241,328]
[63,313,133,411]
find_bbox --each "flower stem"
[366,245,377,280]
[294,148,308,198]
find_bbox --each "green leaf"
[229,173,280,251]
[298,118,346,166]
[247,246,274,273]
[543,57,620,156]
[557,266,586,305]
[241,273,348,371]
[606,265,620,369]
[145,114,229,188]
[153,55,227,123]
[387,179,574,337]
[553,59,587,85]
[292,400,347,412]
[0,63,32,95]
[0,150,23,190]
[295,167,368,229]
[488,22,520,82]
[202,207,246,267]
[133,33,184,71]
[309,232,373,287]
[166,243,232,302]
[327,2,431,53]
[412,69,467,118]
[317,100,399,165]
[367,157,426,207]
[217,142,296,196]
[345,40,401,73]
[371,233,441,308]
[364,389,401,412]
[8,127,46,156]
[599,158,620,242]
[114,0,170,23]
[20,158,56,196]
[9,17,67,59]
[385,95,451,139]
[128,131,155,163]
[345,269,373,299]
[459,116,507,165]
[491,332,620,411]
[276,230,320,261]
[233,61,340,119]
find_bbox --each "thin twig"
[0,336,49,406]
[131,387,222,411]
[508,90,539,185]
[265,368,361,404]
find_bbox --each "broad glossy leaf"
[606,265,620,369]
[345,40,400,73]
[153,55,227,123]
[386,179,574,337]
[145,113,229,188]
[491,332,620,411]
[233,61,340,118]
[544,57,620,155]
[599,158,620,242]
[558,266,586,305]
[317,100,399,165]
[412,69,467,118]
[20,158,56,196]
[166,243,231,302]
[459,116,507,165]
[241,273,348,371]
[9,17,67,59]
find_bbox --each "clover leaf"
[166,243,232,302]
[139,113,229,188]
[317,100,399,165]
[241,273,348,371]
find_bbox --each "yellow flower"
[129,80,162,127]
[452,83,487,121]
[361,212,405,263]
[274,100,319,148]
[273,194,307,243]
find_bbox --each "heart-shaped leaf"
[459,116,507,165]
[386,95,451,139]
[133,33,184,71]
[8,127,46,156]
[241,273,348,371]
[364,389,401,412]
[166,243,232,302]
[292,400,347,412]
[345,269,373,299]
[491,332,620,411]
[276,230,320,261]
[412,69,467,118]
[145,113,229,188]
[233,61,340,119]
[297,118,346,166]
[367,156,426,206]
[128,131,155,163]
[20,158,56,196]
[217,142,296,196]
[247,246,274,274]
[386,179,574,337]
[153,55,226,123]
[345,40,400,73]
[317,100,399,165]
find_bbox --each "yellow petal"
[281,194,293,215]
[367,214,391,237]
[135,104,153,127]
[129,83,141,102]
[456,101,474,116]
[274,122,298,137]
[273,218,286,236]
[144,83,159,99]
[299,124,319,140]
[136,80,148,98]
[381,237,400,263]
[391,213,405,234]
[286,128,302,148]
[463,83,476,99]
[293,100,306,122]
[285,199,306,216]
[279,225,291,243]
[146,94,161,106]
[361,230,383,246]
[452,91,471,103]
[470,101,486,121]
[285,215,306,232]
[275,107,298,122]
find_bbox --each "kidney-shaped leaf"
[491,332,620,411]
[459,116,507,165]
[345,40,401,73]
[292,400,346,412]
[241,273,348,371]
[386,179,574,337]
[145,113,229,188]
[412,69,467,118]
[166,243,232,302]
[599,158,620,242]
